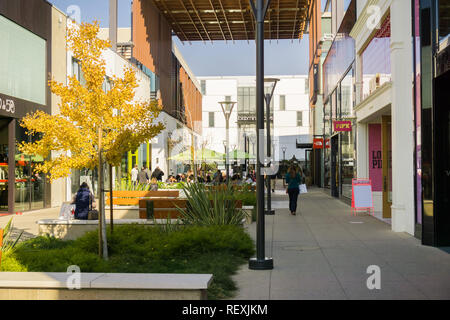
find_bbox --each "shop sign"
[0,97,15,114]
[324,139,330,149]
[313,138,324,149]
[333,120,352,132]
[237,114,273,122]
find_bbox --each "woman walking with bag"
[285,165,303,215]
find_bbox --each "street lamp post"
[248,0,273,270]
[264,78,279,216]
[219,101,236,182]
[282,146,287,161]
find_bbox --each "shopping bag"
[299,184,308,194]
[59,202,75,220]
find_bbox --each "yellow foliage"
[19,21,165,181]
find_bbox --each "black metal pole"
[265,94,275,215]
[249,0,273,270]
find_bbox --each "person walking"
[131,164,139,186]
[138,166,149,185]
[72,182,95,220]
[285,165,302,215]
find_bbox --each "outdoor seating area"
[106,190,179,206]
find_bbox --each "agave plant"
[177,183,246,226]
[1,218,23,256]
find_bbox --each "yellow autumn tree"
[18,21,165,259]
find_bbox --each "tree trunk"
[109,163,113,235]
[191,133,197,181]
[98,127,108,260]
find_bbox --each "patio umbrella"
[225,150,255,160]
[196,148,225,163]
[168,149,193,161]
[168,148,225,163]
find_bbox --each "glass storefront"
[14,121,46,212]
[0,118,46,212]
[323,99,331,188]
[0,118,8,211]
[438,0,450,45]
[323,67,356,200]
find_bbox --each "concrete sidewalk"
[0,207,60,241]
[233,188,450,300]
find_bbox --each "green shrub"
[1,224,255,300]
[180,183,247,226]
[1,218,23,255]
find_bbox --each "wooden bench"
[0,272,212,300]
[139,199,243,219]
[106,190,179,206]
[0,228,3,266]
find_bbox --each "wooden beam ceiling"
[152,0,310,42]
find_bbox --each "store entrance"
[331,135,339,197]
[0,118,8,212]
[382,116,392,218]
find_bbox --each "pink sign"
[333,120,352,132]
[368,124,382,192]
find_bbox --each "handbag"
[299,184,308,194]
[87,196,98,220]
[88,208,98,220]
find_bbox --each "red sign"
[313,138,324,149]
[333,120,352,132]
[325,139,330,149]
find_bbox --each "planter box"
[0,272,212,300]
[37,219,181,240]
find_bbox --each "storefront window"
[0,118,8,212]
[340,129,355,199]
[324,100,331,188]
[323,33,355,98]
[14,122,45,212]
[340,69,354,117]
[438,0,450,45]
[0,15,46,105]
[361,14,391,100]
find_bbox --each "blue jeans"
[288,188,299,212]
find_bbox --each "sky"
[48,0,310,76]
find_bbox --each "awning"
[225,149,255,159]
[168,148,225,162]
[151,0,310,42]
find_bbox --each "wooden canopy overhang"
[151,0,310,42]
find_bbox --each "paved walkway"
[0,207,60,241]
[233,187,450,300]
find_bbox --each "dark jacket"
[138,170,149,184]
[74,187,93,220]
[285,172,302,190]
[151,168,164,181]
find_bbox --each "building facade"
[310,0,450,246]
[414,0,450,246]
[309,1,333,188]
[199,76,311,172]
[0,0,53,213]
